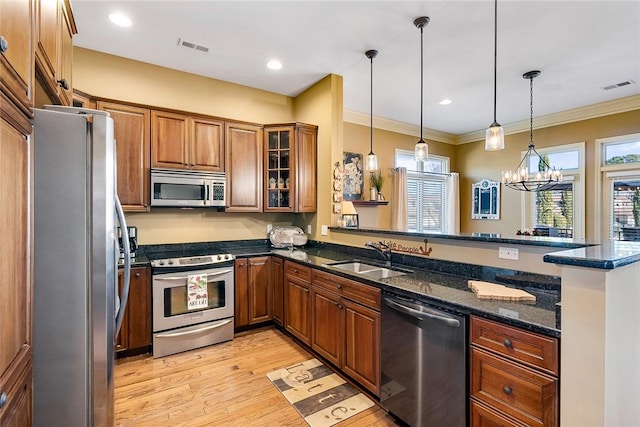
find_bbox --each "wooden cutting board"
[468,280,536,302]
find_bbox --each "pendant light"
[502,70,562,191]
[365,49,379,171]
[414,16,430,162]
[485,0,505,151]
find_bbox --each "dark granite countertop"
[543,240,640,269]
[137,239,561,337]
[269,247,560,338]
[329,226,591,249]
[118,254,150,268]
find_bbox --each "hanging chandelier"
[414,16,430,162]
[485,0,504,151]
[365,49,379,171]
[502,70,562,192]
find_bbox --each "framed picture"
[472,179,500,220]
[343,213,359,229]
[343,152,363,201]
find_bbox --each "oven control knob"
[168,260,174,265]
[158,261,165,266]
[225,255,230,260]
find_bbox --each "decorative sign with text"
[381,238,433,257]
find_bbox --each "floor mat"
[266,358,375,427]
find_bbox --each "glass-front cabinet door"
[265,126,293,210]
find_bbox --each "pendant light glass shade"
[502,70,562,192]
[485,0,504,151]
[365,49,379,171]
[414,16,430,162]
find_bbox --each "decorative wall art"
[343,152,363,201]
[332,162,343,214]
[472,179,500,220]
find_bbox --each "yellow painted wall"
[292,74,343,242]
[456,110,640,239]
[343,122,457,229]
[73,47,294,123]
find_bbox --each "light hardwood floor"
[115,327,399,426]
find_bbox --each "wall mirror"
[472,179,500,220]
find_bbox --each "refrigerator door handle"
[115,195,131,336]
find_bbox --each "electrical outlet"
[321,225,328,236]
[307,224,312,234]
[498,247,519,260]
[266,224,273,233]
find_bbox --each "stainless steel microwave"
[151,168,226,207]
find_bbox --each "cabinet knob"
[135,272,141,278]
[0,36,8,53]
[304,288,309,294]
[57,78,69,90]
[294,269,299,273]
[503,339,513,349]
[336,284,342,290]
[0,392,7,409]
[502,386,512,395]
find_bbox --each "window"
[395,150,450,233]
[522,143,584,238]
[599,133,640,240]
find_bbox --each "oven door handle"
[155,269,233,281]
[115,195,131,337]
[155,318,233,338]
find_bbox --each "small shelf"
[352,200,389,206]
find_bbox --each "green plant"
[369,170,385,192]
[633,188,640,226]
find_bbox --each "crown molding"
[456,94,640,145]
[343,109,457,144]
[345,94,640,146]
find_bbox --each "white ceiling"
[71,0,640,137]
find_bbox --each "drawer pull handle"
[337,284,342,289]
[503,386,512,395]
[503,339,513,348]
[0,392,7,409]
[0,36,8,53]
[135,272,141,278]
[294,269,299,273]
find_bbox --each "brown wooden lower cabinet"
[342,299,380,395]
[235,256,273,328]
[0,362,33,427]
[272,257,284,326]
[311,286,344,367]
[471,400,527,427]
[116,266,151,355]
[470,316,558,427]
[284,275,312,345]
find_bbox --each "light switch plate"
[321,225,328,236]
[307,224,312,234]
[266,224,273,233]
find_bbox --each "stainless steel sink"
[359,268,407,279]
[323,260,409,279]
[325,261,381,274]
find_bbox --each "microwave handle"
[204,182,211,206]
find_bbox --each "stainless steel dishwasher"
[380,292,467,427]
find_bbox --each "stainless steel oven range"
[150,253,235,358]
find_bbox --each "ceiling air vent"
[602,80,636,90]
[177,38,209,53]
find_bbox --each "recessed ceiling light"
[439,99,452,106]
[109,12,132,27]
[266,60,282,70]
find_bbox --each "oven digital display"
[164,279,226,316]
[178,256,212,265]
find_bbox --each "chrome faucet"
[365,241,392,267]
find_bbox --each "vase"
[370,188,377,201]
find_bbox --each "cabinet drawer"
[471,400,527,427]
[284,261,310,282]
[471,348,558,427]
[311,269,381,310]
[471,316,558,375]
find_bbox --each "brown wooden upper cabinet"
[0,0,35,116]
[151,110,224,172]
[97,101,151,212]
[264,123,317,213]
[34,0,76,106]
[225,121,263,212]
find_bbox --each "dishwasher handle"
[384,296,461,328]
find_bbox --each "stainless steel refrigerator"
[33,106,132,427]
